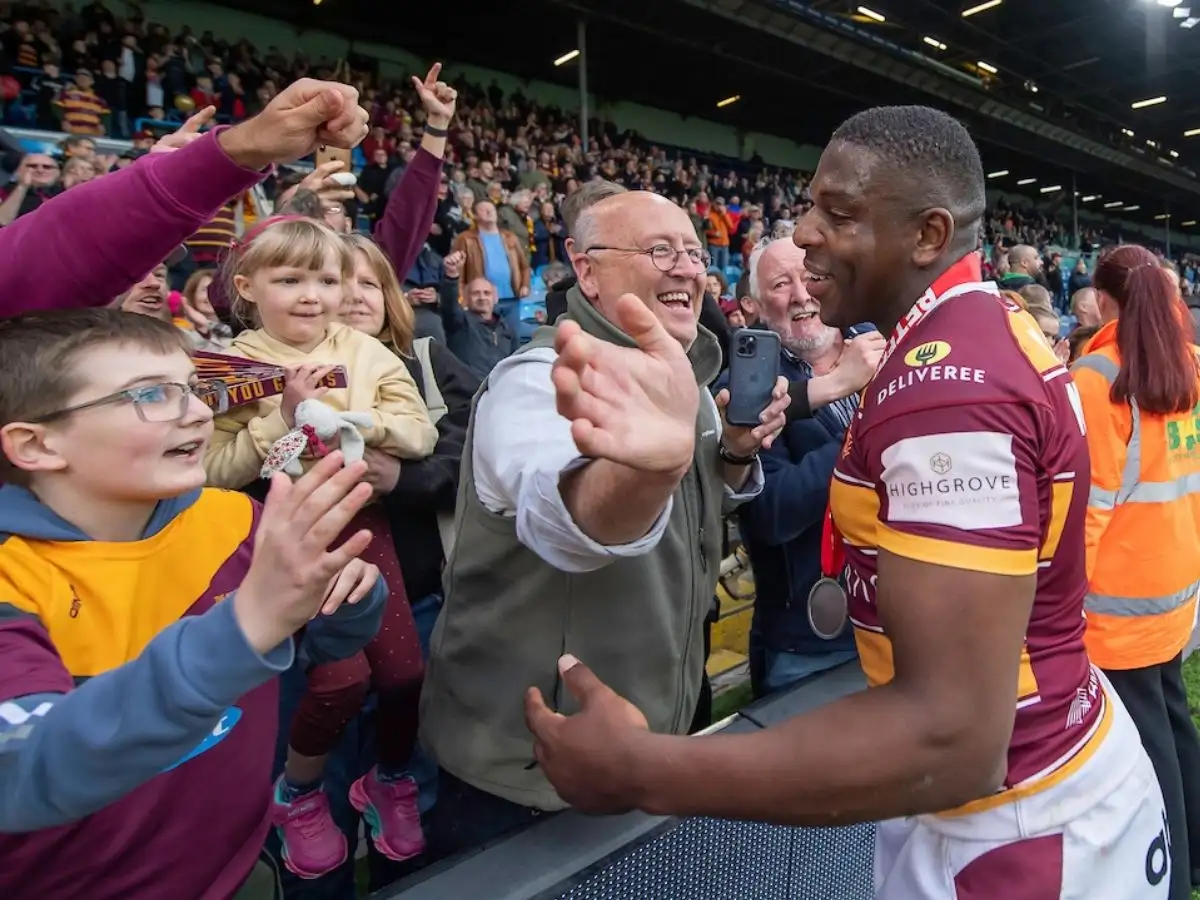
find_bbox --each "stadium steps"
[706,550,755,689]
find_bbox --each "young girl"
[204,215,438,879]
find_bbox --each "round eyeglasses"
[586,244,712,273]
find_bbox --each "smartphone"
[725,328,780,427]
[315,144,352,170]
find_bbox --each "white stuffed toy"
[260,398,375,479]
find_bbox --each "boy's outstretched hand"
[234,451,375,654]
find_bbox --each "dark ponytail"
[1093,244,1199,415]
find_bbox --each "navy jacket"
[438,278,520,381]
[716,330,871,657]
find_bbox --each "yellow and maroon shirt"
[830,256,1108,816]
[55,87,107,135]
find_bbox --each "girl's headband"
[230,215,310,252]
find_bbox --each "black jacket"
[382,340,480,600]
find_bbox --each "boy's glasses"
[29,382,214,424]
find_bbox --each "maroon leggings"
[289,505,423,768]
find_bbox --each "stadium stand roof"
[225,0,1200,232]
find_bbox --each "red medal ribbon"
[821,505,843,578]
[820,253,985,580]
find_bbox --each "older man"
[438,262,519,380]
[726,236,883,697]
[419,187,787,856]
[0,153,60,225]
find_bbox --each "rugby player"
[526,106,1170,899]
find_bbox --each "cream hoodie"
[205,322,438,490]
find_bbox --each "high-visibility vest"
[1072,320,1200,670]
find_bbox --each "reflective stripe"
[1074,353,1200,509]
[1086,578,1200,617]
[1074,351,1200,621]
[1071,354,1119,384]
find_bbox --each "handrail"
[373,661,868,899]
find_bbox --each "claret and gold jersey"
[830,257,1110,815]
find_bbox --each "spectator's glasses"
[586,244,712,272]
[30,382,215,424]
[24,163,57,171]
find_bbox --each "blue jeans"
[269,591,445,899]
[710,245,730,273]
[748,628,858,699]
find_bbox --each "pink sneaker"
[270,777,348,879]
[348,767,426,862]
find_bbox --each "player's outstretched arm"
[527,558,1031,825]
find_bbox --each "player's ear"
[912,207,954,269]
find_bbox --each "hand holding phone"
[725,328,781,427]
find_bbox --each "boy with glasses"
[0,309,386,900]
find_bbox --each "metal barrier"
[376,662,873,900]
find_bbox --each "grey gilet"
[418,284,727,810]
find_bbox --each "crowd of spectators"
[3,5,1200,900]
[0,0,1152,303]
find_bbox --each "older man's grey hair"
[771,219,797,241]
[746,235,782,304]
[563,179,629,250]
[277,188,325,221]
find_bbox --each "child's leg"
[274,652,371,879]
[364,576,424,775]
[346,509,427,862]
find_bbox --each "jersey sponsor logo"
[880,431,1021,530]
[1145,809,1171,886]
[878,291,947,371]
[875,365,986,405]
[903,340,952,367]
[162,706,242,772]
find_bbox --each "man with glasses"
[420,187,789,858]
[0,153,60,225]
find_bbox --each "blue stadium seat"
[518,291,548,344]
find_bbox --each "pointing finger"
[424,62,442,89]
